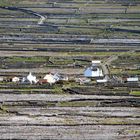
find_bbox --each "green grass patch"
[125,70,140,75]
[53,84,64,94]
[110,68,140,75]
[126,130,140,135]
[0,105,8,113]
[58,101,97,107]
[59,27,102,35]
[130,91,140,96]
[67,51,126,57]
[7,56,49,62]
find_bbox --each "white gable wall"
[84,67,103,78]
[27,72,38,84]
[43,74,56,84]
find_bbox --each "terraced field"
[0,0,140,139]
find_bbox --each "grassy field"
[130,91,140,95]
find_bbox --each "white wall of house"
[12,77,20,83]
[96,79,107,83]
[43,74,57,84]
[127,77,139,82]
[92,60,101,65]
[27,72,38,84]
[84,67,103,78]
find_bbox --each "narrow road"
[0,6,46,25]
[102,50,136,76]
[101,55,117,76]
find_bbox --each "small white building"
[91,60,101,64]
[84,60,103,78]
[27,72,38,84]
[43,73,68,85]
[96,76,109,83]
[0,77,4,82]
[43,73,57,85]
[126,77,139,82]
[12,77,20,83]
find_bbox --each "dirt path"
[0,6,46,25]
[102,49,136,75]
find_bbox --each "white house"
[84,60,103,78]
[12,77,20,83]
[43,73,57,85]
[27,72,38,84]
[43,73,68,85]
[84,66,103,78]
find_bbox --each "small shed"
[92,60,101,65]
[127,77,139,82]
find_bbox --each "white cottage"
[12,77,20,83]
[43,73,68,85]
[84,61,103,78]
[43,73,57,85]
[27,72,38,84]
